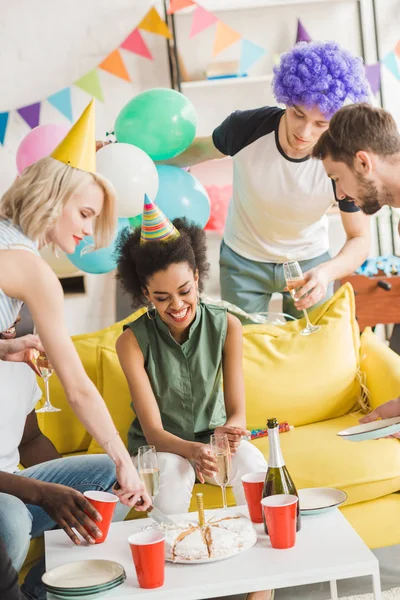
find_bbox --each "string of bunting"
[1,2,399,146]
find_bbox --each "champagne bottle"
[262,417,301,533]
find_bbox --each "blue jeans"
[220,241,334,321]
[0,454,124,600]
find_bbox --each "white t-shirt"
[212,107,359,263]
[0,361,42,473]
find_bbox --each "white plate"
[42,560,125,590]
[337,417,400,442]
[163,510,257,564]
[298,487,347,515]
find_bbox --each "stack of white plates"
[42,559,125,599]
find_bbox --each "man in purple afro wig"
[161,41,371,326]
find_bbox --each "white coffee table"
[44,506,382,599]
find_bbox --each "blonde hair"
[0,156,117,249]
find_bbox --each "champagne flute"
[35,352,61,413]
[137,445,160,499]
[210,433,231,510]
[283,261,321,336]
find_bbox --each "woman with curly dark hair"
[115,199,268,521]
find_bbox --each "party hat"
[140,195,180,244]
[51,99,96,173]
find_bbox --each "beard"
[355,174,394,215]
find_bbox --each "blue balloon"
[155,166,210,228]
[67,218,130,274]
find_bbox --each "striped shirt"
[0,220,39,333]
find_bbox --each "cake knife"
[114,481,175,527]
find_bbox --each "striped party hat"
[140,195,180,244]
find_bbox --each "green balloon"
[115,88,197,161]
[129,214,142,229]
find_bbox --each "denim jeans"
[219,240,334,321]
[0,454,126,600]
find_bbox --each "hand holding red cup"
[83,491,119,544]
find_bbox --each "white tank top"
[0,219,40,332]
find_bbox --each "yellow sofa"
[24,283,400,576]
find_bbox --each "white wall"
[1,0,399,332]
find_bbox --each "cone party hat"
[140,195,180,245]
[51,99,96,173]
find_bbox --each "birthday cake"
[163,513,257,562]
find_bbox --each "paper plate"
[298,487,347,515]
[43,575,125,594]
[42,560,125,590]
[337,417,400,442]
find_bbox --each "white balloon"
[96,143,159,218]
[40,246,80,278]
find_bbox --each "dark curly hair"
[273,41,370,119]
[116,218,210,308]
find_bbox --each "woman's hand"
[193,444,218,483]
[0,335,44,376]
[113,461,152,510]
[214,425,250,454]
[359,397,400,439]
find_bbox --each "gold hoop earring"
[146,302,156,321]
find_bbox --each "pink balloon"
[16,123,70,174]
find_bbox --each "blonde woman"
[0,109,151,597]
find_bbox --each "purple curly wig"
[272,41,370,119]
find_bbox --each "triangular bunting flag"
[382,51,400,81]
[395,40,400,58]
[99,49,131,82]
[365,63,381,95]
[190,5,218,37]
[213,21,242,56]
[239,39,267,74]
[121,28,153,60]
[0,112,9,145]
[74,69,104,102]
[48,88,73,121]
[168,0,195,14]
[17,102,41,129]
[138,7,172,39]
[296,19,312,43]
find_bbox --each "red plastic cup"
[83,490,119,544]
[128,531,165,589]
[241,471,267,523]
[261,494,298,549]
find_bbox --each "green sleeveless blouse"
[124,302,228,456]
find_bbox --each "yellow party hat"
[51,99,96,173]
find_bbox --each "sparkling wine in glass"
[35,352,61,413]
[283,261,321,336]
[138,445,160,499]
[210,433,231,510]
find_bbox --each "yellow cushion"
[360,327,400,410]
[87,347,135,454]
[341,493,400,549]
[242,283,361,429]
[251,413,400,506]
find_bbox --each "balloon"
[114,88,197,161]
[128,214,142,229]
[155,166,210,228]
[96,143,159,218]
[16,123,70,174]
[40,246,80,278]
[66,218,130,274]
